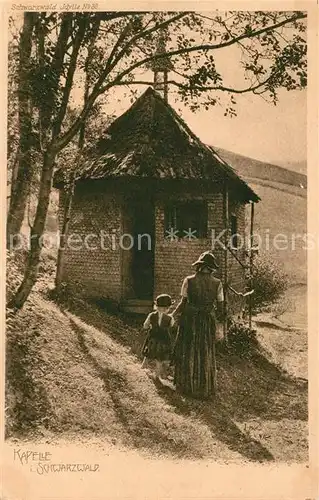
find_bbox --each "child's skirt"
[142,332,171,361]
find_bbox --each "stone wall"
[58,186,122,300]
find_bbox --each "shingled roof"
[54,87,260,203]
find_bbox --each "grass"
[216,146,307,286]
[6,294,237,461]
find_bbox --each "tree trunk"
[6,13,35,248]
[55,171,76,290]
[8,150,56,310]
[6,151,34,249]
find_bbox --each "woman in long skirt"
[172,251,224,399]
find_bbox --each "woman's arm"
[171,296,187,318]
[216,281,225,322]
[171,278,188,319]
[143,313,152,329]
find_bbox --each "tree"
[7,10,307,309]
[7,13,37,246]
[7,36,20,203]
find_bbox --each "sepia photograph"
[2,4,317,499]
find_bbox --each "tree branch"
[55,11,306,153]
[108,12,188,70]
[53,15,87,138]
[106,72,273,95]
[55,13,188,151]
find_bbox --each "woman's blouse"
[180,274,224,302]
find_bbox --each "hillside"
[6,286,307,463]
[214,148,307,285]
[275,159,307,175]
[6,249,307,463]
[215,147,307,189]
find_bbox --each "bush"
[225,318,258,358]
[250,253,289,314]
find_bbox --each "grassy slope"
[247,182,307,284]
[215,147,307,285]
[215,147,307,188]
[6,283,308,463]
[7,150,307,462]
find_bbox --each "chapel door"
[131,197,155,300]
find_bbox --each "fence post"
[223,182,229,341]
[249,202,255,330]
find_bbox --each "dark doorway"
[131,198,155,299]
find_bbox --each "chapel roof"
[54,87,260,203]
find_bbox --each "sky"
[100,78,307,169]
[10,11,307,168]
[181,88,307,166]
[97,40,307,169]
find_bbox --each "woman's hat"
[192,251,219,270]
[155,294,173,307]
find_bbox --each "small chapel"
[53,43,260,315]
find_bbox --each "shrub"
[225,318,258,358]
[6,249,27,302]
[7,246,57,302]
[249,253,289,314]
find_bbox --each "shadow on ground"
[58,298,306,462]
[157,382,275,462]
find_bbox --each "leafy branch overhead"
[17,10,306,152]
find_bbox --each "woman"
[172,251,224,399]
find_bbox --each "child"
[141,294,175,382]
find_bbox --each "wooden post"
[249,202,255,329]
[55,172,76,290]
[223,182,229,340]
[163,69,168,103]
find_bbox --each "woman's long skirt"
[173,309,217,399]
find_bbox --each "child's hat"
[155,294,172,307]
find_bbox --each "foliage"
[6,247,56,303]
[6,249,26,302]
[250,253,290,313]
[7,37,19,172]
[10,11,308,155]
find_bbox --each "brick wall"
[58,186,122,300]
[154,193,248,315]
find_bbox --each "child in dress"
[141,294,175,382]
